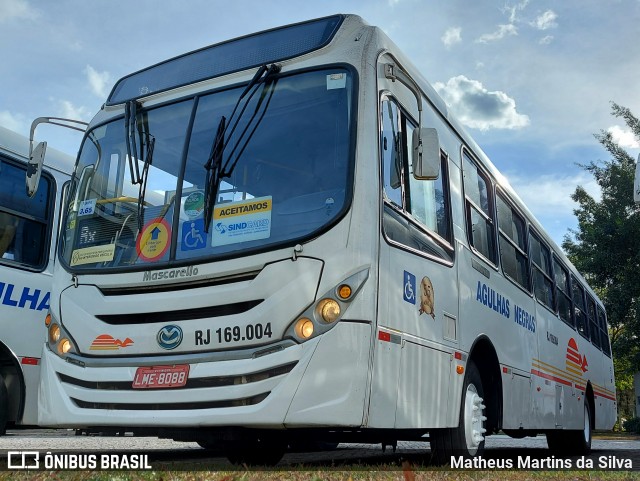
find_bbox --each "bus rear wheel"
[430,361,486,465]
[546,401,592,455]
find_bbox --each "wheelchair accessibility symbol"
[181,218,206,251]
[403,270,416,305]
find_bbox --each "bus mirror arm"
[26,117,88,197]
[384,63,440,180]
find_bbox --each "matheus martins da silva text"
[451,455,633,469]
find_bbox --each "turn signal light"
[338,284,352,300]
[45,313,52,327]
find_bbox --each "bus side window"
[597,307,611,357]
[553,258,573,327]
[381,99,403,209]
[380,98,453,261]
[463,153,496,264]
[0,157,52,270]
[587,297,601,350]
[530,231,554,309]
[496,192,530,290]
[571,278,588,339]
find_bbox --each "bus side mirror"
[26,141,47,198]
[412,127,440,180]
[634,154,640,203]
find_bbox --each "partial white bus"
[31,14,615,464]
[0,126,73,433]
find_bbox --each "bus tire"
[546,400,592,455]
[224,437,286,466]
[430,361,486,465]
[0,374,8,435]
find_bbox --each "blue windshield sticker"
[181,218,207,251]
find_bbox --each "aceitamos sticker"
[211,196,272,246]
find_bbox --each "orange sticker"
[90,334,134,350]
[136,218,171,262]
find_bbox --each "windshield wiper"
[125,100,155,231]
[203,63,281,233]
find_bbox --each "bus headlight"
[46,312,78,358]
[285,268,369,343]
[317,299,340,323]
[294,318,315,339]
[49,323,61,344]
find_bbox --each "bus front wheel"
[430,361,486,465]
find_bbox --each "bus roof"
[0,125,75,176]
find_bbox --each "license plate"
[132,365,189,389]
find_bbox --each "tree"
[563,103,640,421]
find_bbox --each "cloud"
[475,24,517,43]
[502,0,530,23]
[0,110,25,132]
[539,35,554,45]
[608,125,640,149]
[84,65,112,98]
[0,0,38,22]
[58,100,91,121]
[441,27,462,48]
[531,10,558,30]
[434,75,530,131]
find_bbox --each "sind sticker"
[212,196,272,246]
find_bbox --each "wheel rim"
[583,404,591,444]
[464,383,486,454]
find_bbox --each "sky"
[1,0,639,248]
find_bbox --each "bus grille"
[95,299,263,324]
[70,392,270,410]
[57,361,297,391]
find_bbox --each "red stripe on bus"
[531,369,572,387]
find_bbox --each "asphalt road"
[0,430,638,471]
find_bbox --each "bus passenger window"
[553,259,573,327]
[463,154,496,263]
[587,297,601,349]
[598,307,611,356]
[496,193,529,290]
[0,157,52,270]
[572,278,588,338]
[530,232,554,309]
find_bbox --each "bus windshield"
[61,68,355,270]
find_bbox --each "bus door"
[368,95,459,430]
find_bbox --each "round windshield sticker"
[184,191,205,219]
[136,218,171,262]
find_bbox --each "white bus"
[31,14,615,465]
[0,126,73,434]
